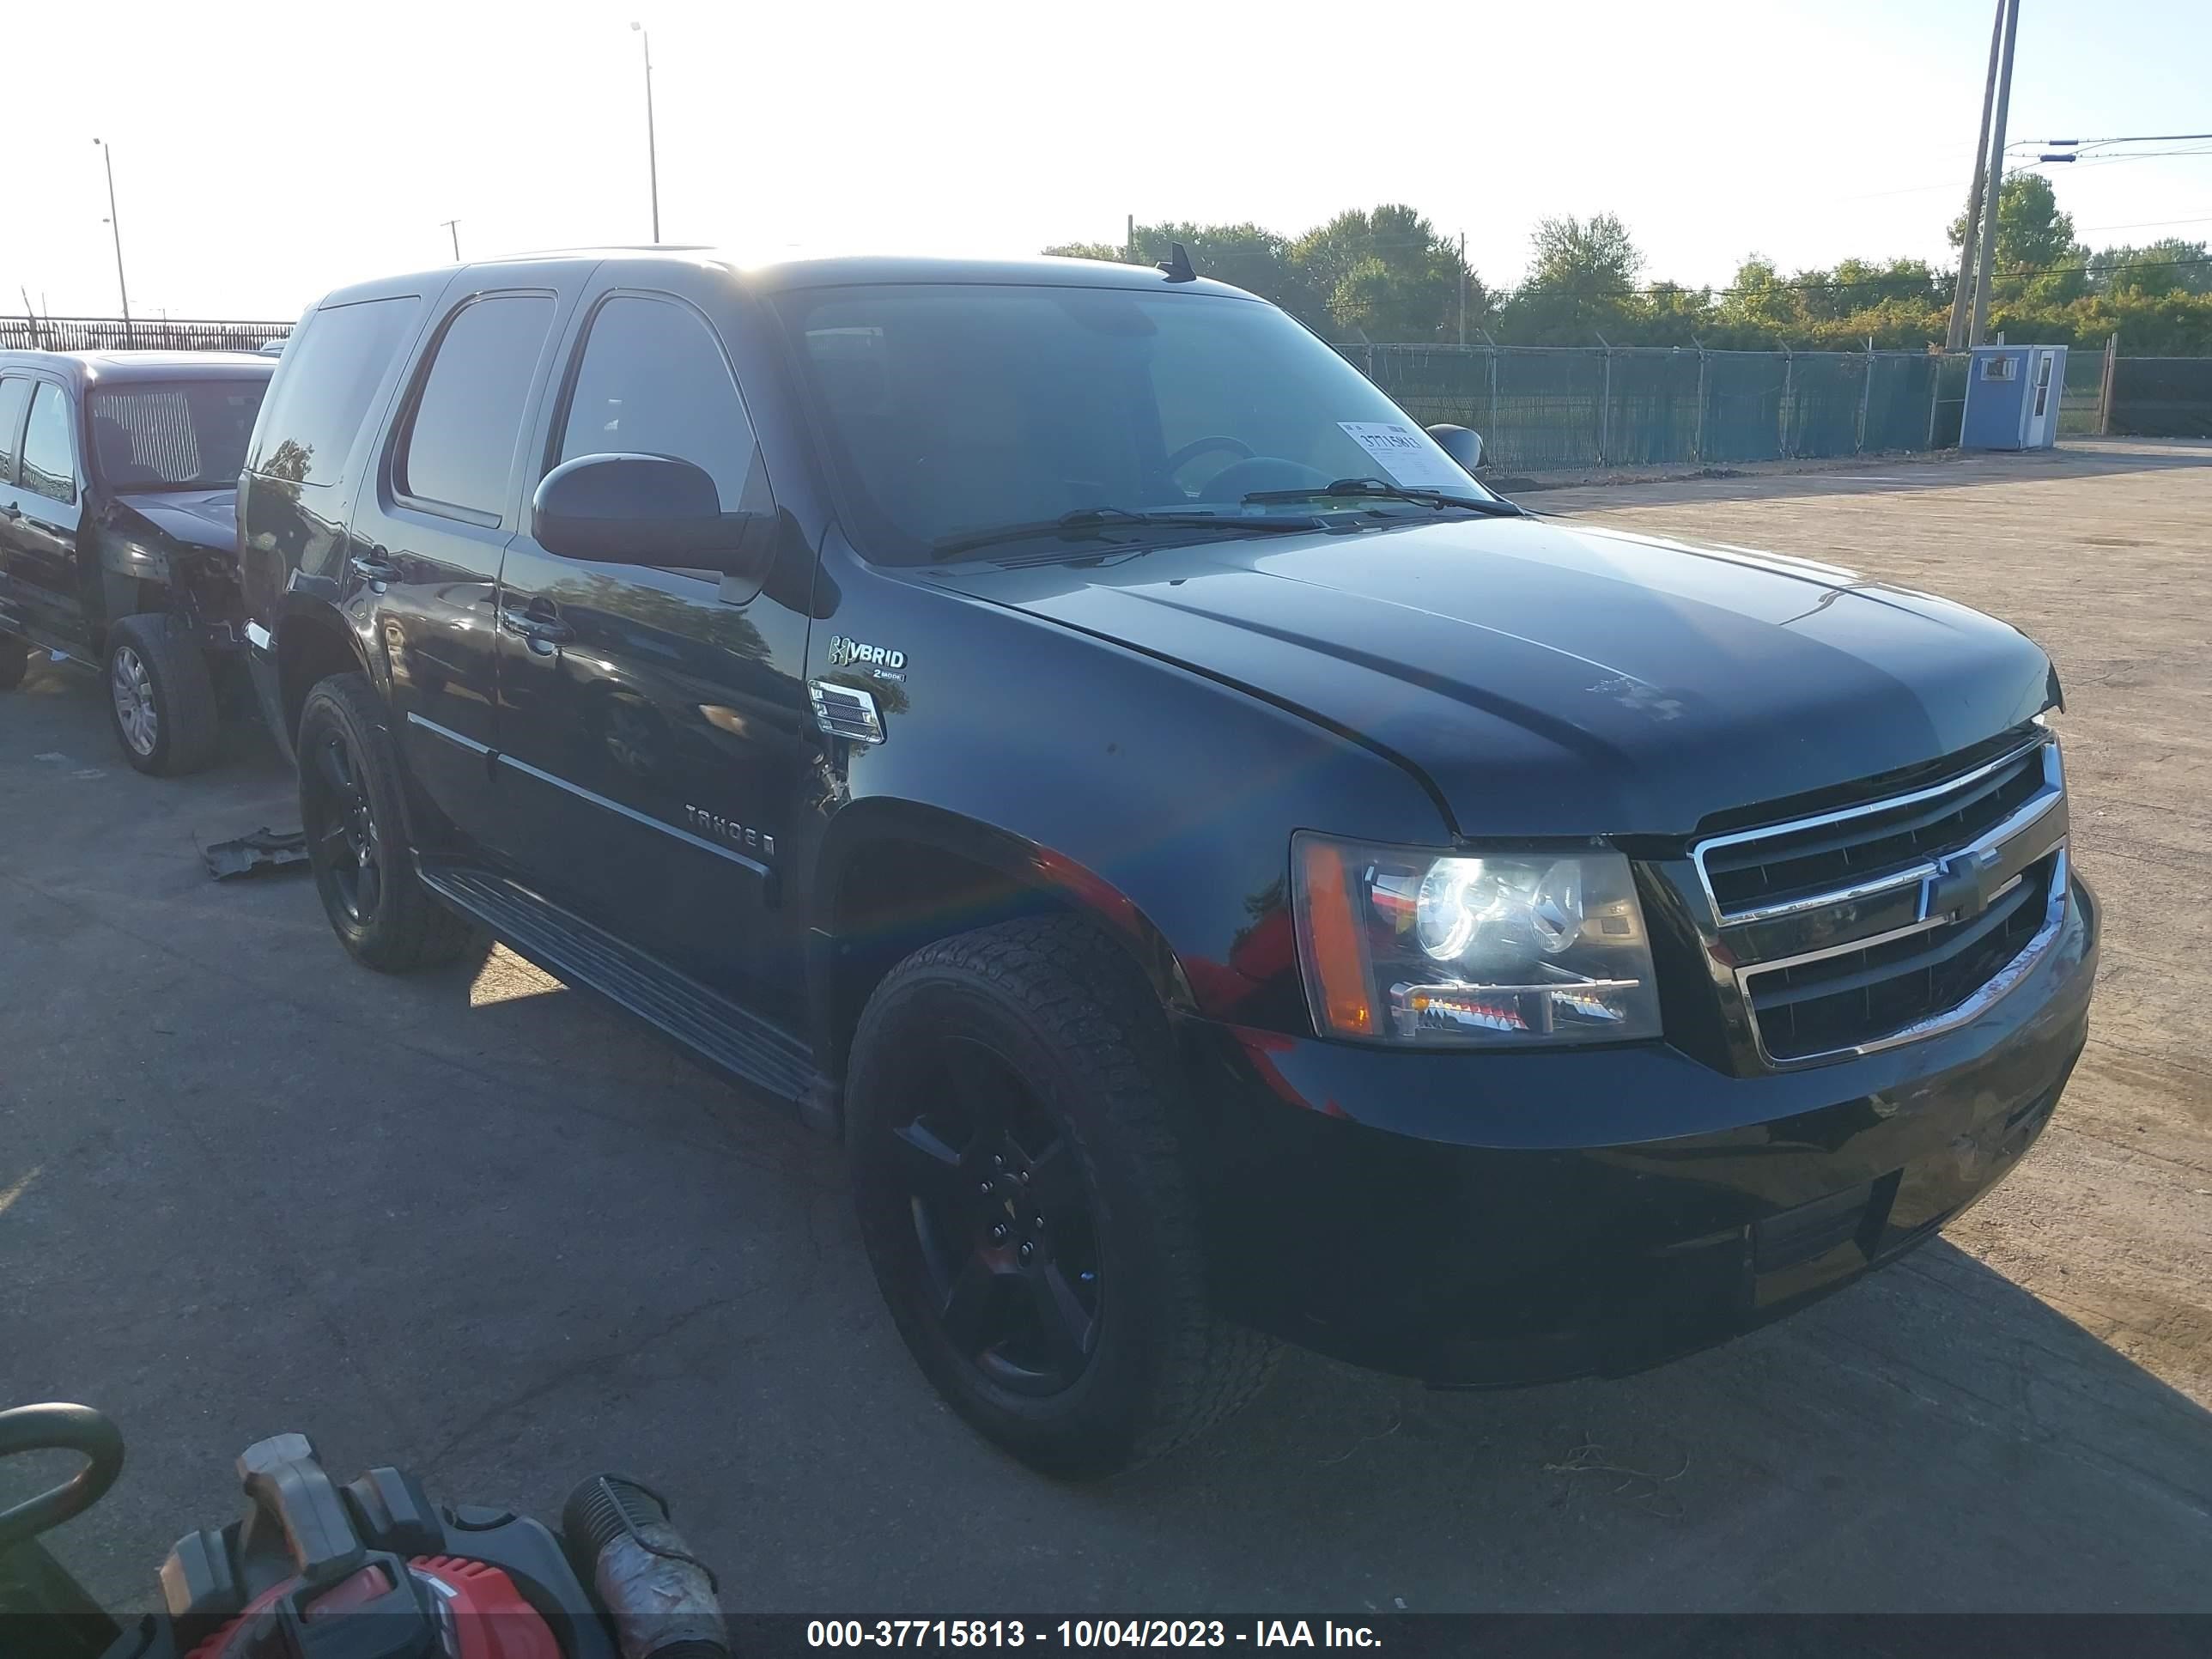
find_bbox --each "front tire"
[297,672,480,974]
[105,615,219,775]
[847,916,1276,1478]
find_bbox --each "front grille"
[1692,733,2069,1067]
[1703,738,2048,922]
[1751,852,2057,1061]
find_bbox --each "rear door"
[0,376,92,655]
[491,276,816,1018]
[344,281,570,854]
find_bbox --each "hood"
[114,488,240,556]
[925,515,2058,838]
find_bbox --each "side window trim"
[19,380,81,506]
[540,288,763,484]
[0,375,33,486]
[387,288,559,530]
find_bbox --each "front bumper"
[1182,873,2098,1386]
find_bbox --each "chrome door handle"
[348,551,394,586]
[499,609,574,651]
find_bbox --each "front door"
[345,286,566,855]
[492,282,817,1021]
[0,376,91,657]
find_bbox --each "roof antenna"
[1157,240,1197,283]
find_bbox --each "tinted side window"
[249,296,422,488]
[0,378,30,484]
[556,295,773,514]
[20,384,77,504]
[400,295,556,520]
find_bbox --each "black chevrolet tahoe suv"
[238,251,2096,1476]
[0,349,271,773]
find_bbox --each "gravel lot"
[3,439,2208,1613]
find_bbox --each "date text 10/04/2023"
[805,1620,1382,1649]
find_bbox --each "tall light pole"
[630,22,660,243]
[1968,0,2022,348]
[92,138,132,341]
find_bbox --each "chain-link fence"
[1,316,292,353]
[2110,357,2212,437]
[1342,343,1962,472]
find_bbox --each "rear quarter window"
[248,296,422,488]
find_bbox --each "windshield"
[88,379,267,492]
[775,284,1494,563]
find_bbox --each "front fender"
[809,556,1450,1030]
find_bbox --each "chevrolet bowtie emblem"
[1925,845,2005,921]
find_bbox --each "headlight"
[1291,833,1662,1047]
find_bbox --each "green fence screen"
[1347,344,1959,473]
[2110,357,2212,437]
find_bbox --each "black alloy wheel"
[847,916,1278,1477]
[305,728,384,928]
[293,672,482,974]
[888,1033,1103,1395]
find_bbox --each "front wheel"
[105,615,219,775]
[296,672,481,974]
[847,916,1276,1478]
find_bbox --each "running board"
[417,863,824,1115]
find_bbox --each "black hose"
[0,1404,125,1552]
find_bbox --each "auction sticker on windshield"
[1337,422,1471,489]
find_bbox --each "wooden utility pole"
[1946,0,2007,351]
[1457,231,1468,346]
[1968,0,2022,348]
[2099,331,2119,434]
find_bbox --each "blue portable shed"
[1961,344,2066,450]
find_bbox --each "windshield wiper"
[933,506,1325,559]
[1241,477,1527,517]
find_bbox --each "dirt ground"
[2,438,2208,1614]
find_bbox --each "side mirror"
[1425,423,1484,476]
[531,453,757,571]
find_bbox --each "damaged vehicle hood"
[114,488,240,556]
[925,514,2058,838]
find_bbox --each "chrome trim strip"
[1741,845,2068,1069]
[1740,911,1954,979]
[405,710,491,756]
[495,753,773,879]
[1696,734,2056,926]
[1724,860,1941,927]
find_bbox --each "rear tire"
[0,636,26,691]
[105,615,219,775]
[297,672,481,974]
[847,916,1276,1478]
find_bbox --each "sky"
[7,0,2209,323]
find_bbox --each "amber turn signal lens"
[1297,837,1375,1036]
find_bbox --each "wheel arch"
[811,798,1196,1085]
[274,599,372,750]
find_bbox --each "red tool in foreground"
[0,1402,728,1659]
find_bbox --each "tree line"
[1046,179,2212,355]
